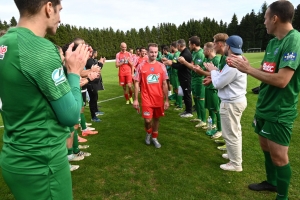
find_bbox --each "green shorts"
[253,115,293,146]
[191,79,205,98]
[2,163,73,200]
[205,88,220,111]
[171,73,180,89]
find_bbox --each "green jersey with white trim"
[192,48,205,79]
[256,29,300,124]
[0,27,71,175]
[205,56,220,89]
[218,55,227,71]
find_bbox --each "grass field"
[0,52,300,200]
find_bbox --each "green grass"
[1,52,300,200]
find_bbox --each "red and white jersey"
[116,51,132,76]
[134,61,168,107]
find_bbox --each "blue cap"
[226,35,243,54]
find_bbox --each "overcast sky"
[1,0,299,31]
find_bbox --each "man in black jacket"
[163,39,193,117]
[85,50,104,122]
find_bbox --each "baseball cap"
[226,35,243,54]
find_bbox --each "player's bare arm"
[133,81,140,109]
[230,54,295,88]
[162,80,169,110]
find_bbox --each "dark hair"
[268,0,294,23]
[177,39,186,47]
[139,47,146,51]
[0,30,6,37]
[147,43,158,50]
[171,41,177,48]
[189,36,200,46]
[14,0,61,16]
[135,47,140,51]
[163,46,170,51]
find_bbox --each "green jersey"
[218,55,227,71]
[256,29,300,124]
[172,51,181,75]
[0,27,71,175]
[192,48,205,79]
[205,56,220,89]
[163,52,173,70]
[156,51,162,61]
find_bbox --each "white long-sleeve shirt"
[210,62,247,103]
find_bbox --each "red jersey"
[116,51,132,76]
[134,61,168,107]
[136,56,148,68]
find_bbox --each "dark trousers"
[180,79,192,114]
[87,84,98,118]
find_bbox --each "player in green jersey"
[162,46,174,97]
[0,1,91,199]
[230,1,300,199]
[202,42,221,138]
[169,41,182,109]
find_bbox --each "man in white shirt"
[204,35,247,172]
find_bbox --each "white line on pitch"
[0,126,4,128]
[97,95,123,103]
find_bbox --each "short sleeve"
[160,63,169,81]
[20,40,70,101]
[279,32,300,71]
[133,63,142,82]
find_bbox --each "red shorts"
[142,106,165,119]
[119,75,132,86]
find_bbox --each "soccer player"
[163,39,193,118]
[169,42,182,109]
[0,0,91,199]
[116,42,134,104]
[202,42,222,139]
[203,33,229,149]
[230,1,300,199]
[205,35,247,172]
[162,46,173,97]
[133,43,169,148]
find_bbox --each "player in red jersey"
[133,43,169,148]
[116,42,134,104]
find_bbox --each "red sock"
[129,90,133,98]
[124,94,129,100]
[152,132,158,138]
[145,127,152,135]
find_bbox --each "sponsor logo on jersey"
[197,59,202,63]
[143,111,150,116]
[274,48,279,55]
[283,52,297,61]
[0,45,8,60]
[262,62,276,73]
[52,67,67,86]
[147,74,160,84]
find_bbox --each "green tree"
[10,16,17,27]
[227,13,239,36]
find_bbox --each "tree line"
[1,2,299,59]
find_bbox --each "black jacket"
[171,47,192,82]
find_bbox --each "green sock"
[174,93,178,105]
[209,110,216,124]
[199,99,206,122]
[216,111,222,131]
[276,163,291,200]
[194,98,201,119]
[177,95,182,108]
[73,129,80,154]
[80,113,87,130]
[68,148,73,155]
[263,151,277,186]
